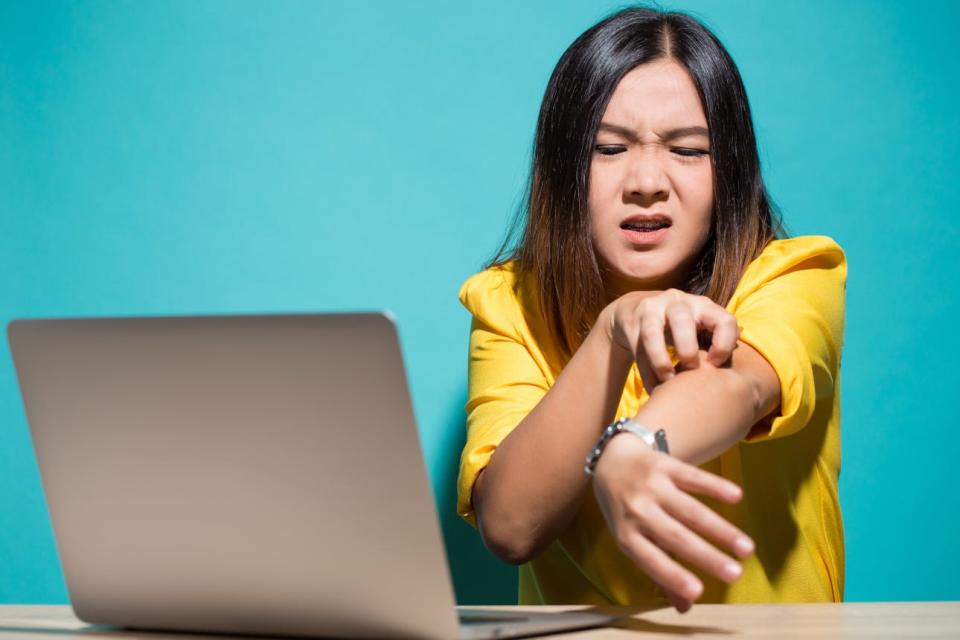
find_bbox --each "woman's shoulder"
[458,260,536,332]
[729,235,846,308]
[742,235,845,286]
[756,234,845,264]
[459,260,521,304]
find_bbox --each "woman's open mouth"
[619,216,671,246]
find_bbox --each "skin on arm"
[592,337,780,611]
[472,290,779,567]
[472,299,638,565]
[632,335,780,466]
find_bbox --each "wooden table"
[1,603,957,638]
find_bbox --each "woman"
[456,6,845,612]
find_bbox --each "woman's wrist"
[595,422,661,477]
[591,304,634,374]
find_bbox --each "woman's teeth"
[622,222,669,231]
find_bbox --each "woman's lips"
[620,225,670,246]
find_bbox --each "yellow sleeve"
[456,269,550,527]
[730,236,847,442]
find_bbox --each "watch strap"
[584,417,669,476]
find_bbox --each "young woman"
[457,7,845,612]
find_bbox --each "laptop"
[7,313,617,639]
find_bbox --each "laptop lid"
[9,313,462,639]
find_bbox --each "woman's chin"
[616,259,682,287]
[606,268,681,296]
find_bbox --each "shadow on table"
[581,605,733,636]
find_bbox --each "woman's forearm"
[474,313,779,565]
[629,345,780,467]
[473,313,634,565]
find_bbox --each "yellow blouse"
[457,236,846,605]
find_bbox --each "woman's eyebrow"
[597,122,709,142]
[661,126,709,141]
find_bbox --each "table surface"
[0,603,958,639]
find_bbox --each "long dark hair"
[490,6,783,357]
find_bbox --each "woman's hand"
[603,289,740,393]
[592,432,755,612]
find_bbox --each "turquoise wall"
[2,0,957,604]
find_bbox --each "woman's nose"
[625,150,669,200]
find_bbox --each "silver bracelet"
[584,417,670,476]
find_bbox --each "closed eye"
[594,145,626,156]
[672,148,710,158]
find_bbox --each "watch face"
[622,420,657,448]
[622,419,654,436]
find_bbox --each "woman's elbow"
[477,511,540,566]
[473,473,541,565]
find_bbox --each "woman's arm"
[630,337,780,466]
[592,343,779,610]
[473,289,772,566]
[472,303,637,565]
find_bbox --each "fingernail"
[684,580,702,599]
[735,537,754,556]
[723,561,741,581]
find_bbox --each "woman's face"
[589,58,714,297]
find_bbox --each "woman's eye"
[594,145,626,156]
[672,148,710,158]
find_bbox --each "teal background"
[1,0,957,604]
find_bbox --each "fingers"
[640,503,744,586]
[618,527,704,604]
[664,489,755,560]
[634,355,661,396]
[695,304,740,367]
[670,459,744,504]
[641,294,739,381]
[657,548,692,612]
[637,310,673,385]
[665,302,700,370]
[613,290,740,393]
[663,587,693,613]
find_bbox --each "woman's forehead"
[602,59,708,132]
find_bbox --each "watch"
[583,417,670,476]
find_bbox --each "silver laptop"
[8,313,616,639]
